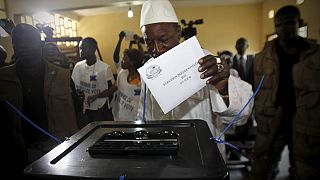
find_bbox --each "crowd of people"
[0,0,319,179]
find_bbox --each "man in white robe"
[137,0,254,158]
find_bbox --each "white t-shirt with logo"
[71,59,115,110]
[112,69,141,121]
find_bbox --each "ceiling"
[6,0,263,18]
[69,0,264,17]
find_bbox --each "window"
[266,24,308,41]
[19,12,78,46]
[298,24,308,38]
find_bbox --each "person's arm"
[70,63,85,111]
[87,66,116,105]
[198,50,253,126]
[198,54,230,106]
[208,76,253,126]
[87,84,117,105]
[113,31,125,64]
[70,77,84,114]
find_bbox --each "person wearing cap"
[137,0,254,158]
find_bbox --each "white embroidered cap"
[140,0,178,28]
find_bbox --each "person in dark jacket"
[232,37,254,86]
[250,5,320,180]
[0,24,79,177]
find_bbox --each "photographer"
[113,31,147,72]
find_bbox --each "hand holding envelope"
[198,54,230,96]
[138,36,229,114]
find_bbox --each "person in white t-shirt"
[112,48,145,121]
[71,37,115,124]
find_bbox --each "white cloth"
[140,0,178,28]
[136,49,254,156]
[71,59,115,110]
[112,69,141,121]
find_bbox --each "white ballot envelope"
[138,36,207,114]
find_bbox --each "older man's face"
[142,23,181,58]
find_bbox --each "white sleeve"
[105,65,115,84]
[209,75,254,126]
[115,61,122,74]
[71,64,80,89]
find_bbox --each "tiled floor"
[229,146,290,180]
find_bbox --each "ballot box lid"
[24,119,229,179]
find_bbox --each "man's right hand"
[119,31,125,40]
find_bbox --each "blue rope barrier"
[142,83,147,124]
[212,75,265,151]
[5,100,63,144]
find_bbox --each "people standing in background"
[250,5,320,180]
[137,0,254,159]
[218,50,239,77]
[231,38,256,146]
[72,37,115,125]
[0,24,79,177]
[113,31,126,72]
[112,48,145,121]
[43,42,70,69]
[232,37,254,86]
[113,31,146,73]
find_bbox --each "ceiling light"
[128,7,133,18]
[268,9,275,19]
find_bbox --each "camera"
[180,19,204,40]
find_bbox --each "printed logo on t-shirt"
[90,74,97,81]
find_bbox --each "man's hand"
[198,55,230,95]
[119,31,125,40]
[87,94,98,106]
[0,19,15,35]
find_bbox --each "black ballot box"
[24,119,229,179]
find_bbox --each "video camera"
[180,19,203,40]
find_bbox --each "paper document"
[138,36,207,114]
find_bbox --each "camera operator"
[180,19,203,40]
